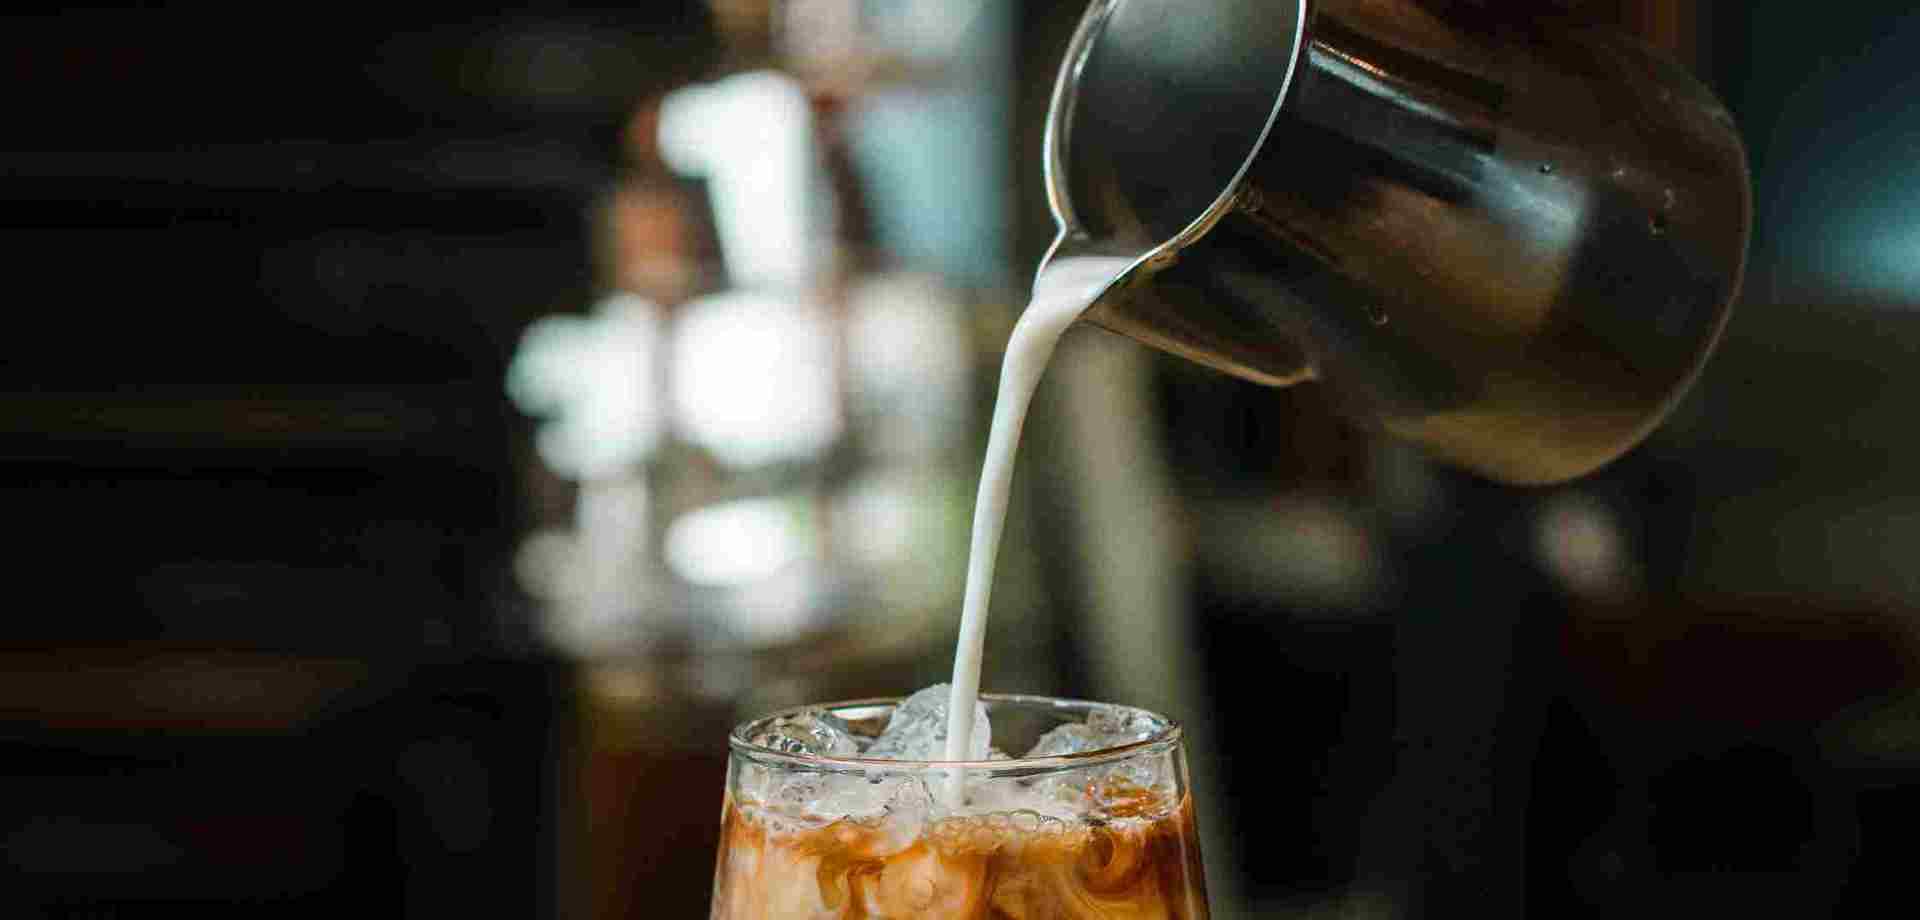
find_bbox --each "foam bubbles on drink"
[942,256,1136,765]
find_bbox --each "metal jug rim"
[1038,0,1311,284]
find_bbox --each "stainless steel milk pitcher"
[1043,0,1751,484]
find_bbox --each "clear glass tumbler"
[711,694,1210,919]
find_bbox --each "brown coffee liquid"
[710,787,1208,920]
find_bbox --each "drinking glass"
[711,694,1210,919]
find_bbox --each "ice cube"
[1020,706,1172,815]
[1025,722,1101,758]
[865,684,991,761]
[808,771,893,817]
[1085,705,1160,744]
[1023,705,1159,758]
[749,708,862,757]
[868,776,933,853]
[738,766,840,828]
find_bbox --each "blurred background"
[5,1,1920,917]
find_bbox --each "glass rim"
[728,693,1184,773]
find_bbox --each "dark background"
[7,2,1920,918]
[2,6,711,916]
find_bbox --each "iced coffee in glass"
[711,688,1208,919]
